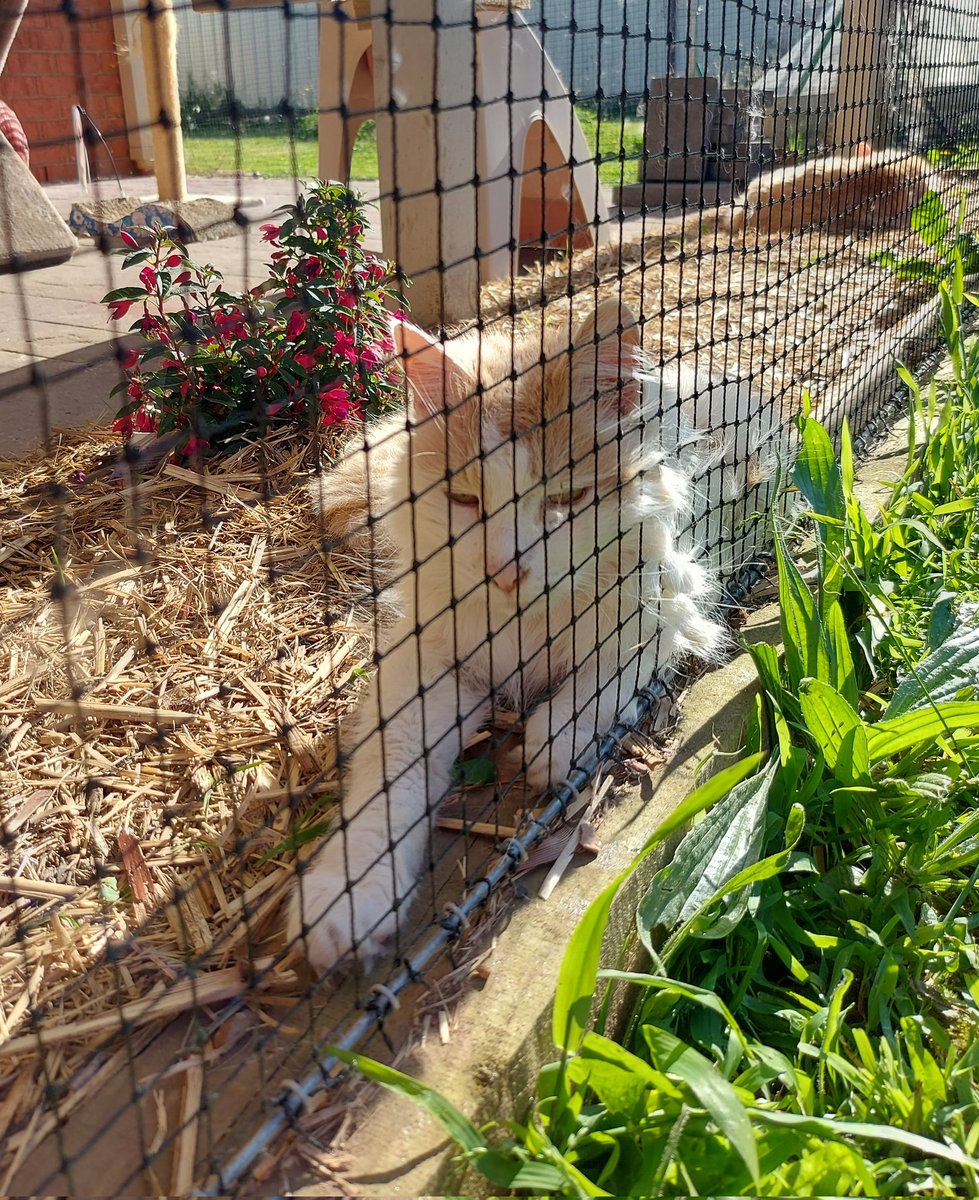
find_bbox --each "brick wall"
[1,1,142,184]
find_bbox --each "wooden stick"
[436,817,519,838]
[0,967,253,1058]
[34,699,198,725]
[0,875,80,899]
[169,1056,204,1196]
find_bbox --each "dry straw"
[0,422,370,1180]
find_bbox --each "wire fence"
[1,0,979,1192]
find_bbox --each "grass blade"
[747,1107,979,1172]
[636,760,777,950]
[644,1026,760,1185]
[553,753,765,1053]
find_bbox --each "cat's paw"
[520,708,577,794]
[287,844,397,975]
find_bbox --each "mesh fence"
[1,0,979,1191]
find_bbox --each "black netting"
[1,0,978,1192]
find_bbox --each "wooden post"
[832,0,893,149]
[140,0,187,201]
[370,0,479,327]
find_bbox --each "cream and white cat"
[289,300,763,974]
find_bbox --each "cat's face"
[393,305,643,614]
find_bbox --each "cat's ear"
[571,299,642,413]
[389,317,460,423]
[582,297,641,348]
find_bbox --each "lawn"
[182,119,379,180]
[182,110,646,186]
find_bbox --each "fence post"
[832,0,894,148]
[140,0,188,201]
[370,0,479,327]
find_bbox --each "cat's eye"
[447,490,480,509]
[546,487,591,508]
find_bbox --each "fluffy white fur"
[642,363,791,574]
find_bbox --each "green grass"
[575,106,646,186]
[182,110,644,187]
[182,119,379,180]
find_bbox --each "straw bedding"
[0,198,971,1184]
[0,426,369,1182]
[481,218,942,425]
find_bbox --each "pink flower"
[69,469,87,485]
[256,366,268,379]
[359,345,380,368]
[166,254,183,268]
[294,352,317,370]
[138,265,158,292]
[302,257,323,280]
[393,310,408,322]
[139,314,162,333]
[127,378,144,400]
[315,226,327,241]
[134,407,157,432]
[119,347,141,370]
[215,310,247,340]
[184,435,210,456]
[112,415,134,436]
[338,290,358,308]
[260,223,281,243]
[319,384,349,406]
[332,329,357,363]
[319,383,360,425]
[287,310,307,339]
[108,298,134,321]
[119,229,139,249]
[174,270,192,285]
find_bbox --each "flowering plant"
[102,182,404,459]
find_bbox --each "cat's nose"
[490,563,529,594]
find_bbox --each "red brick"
[12,29,70,52]
[22,102,67,124]
[1,15,135,183]
[82,81,124,103]
[4,75,40,101]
